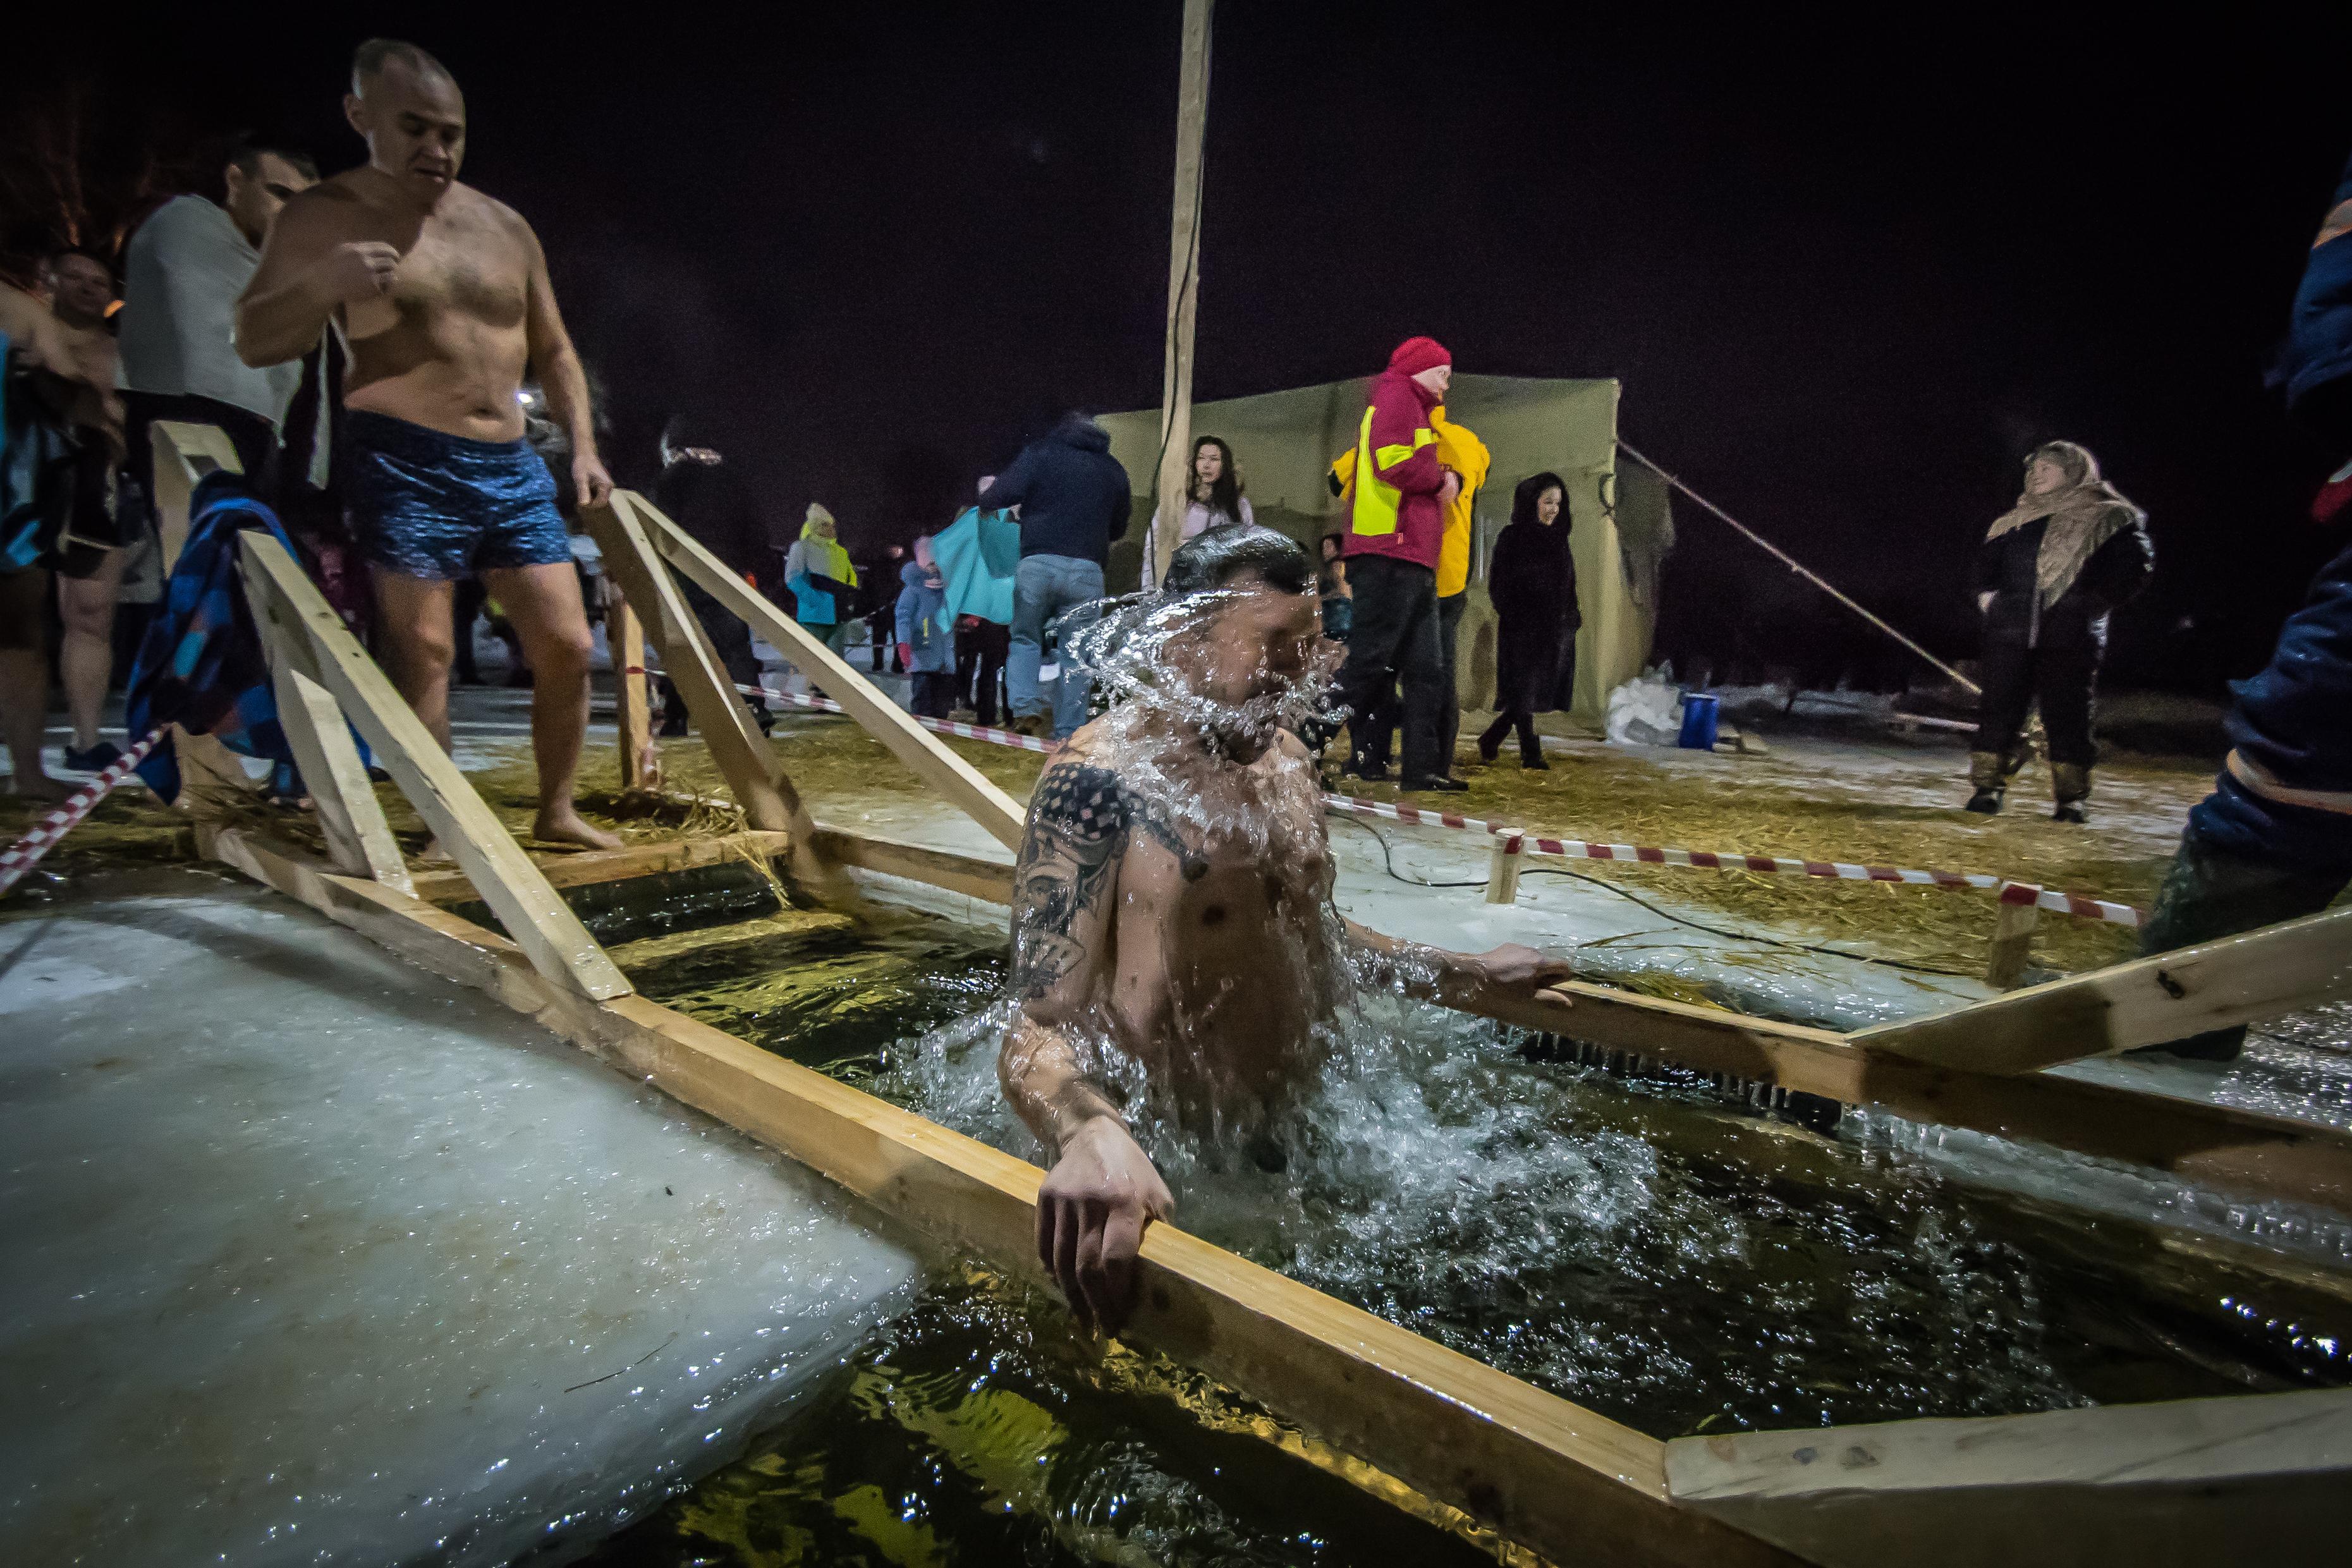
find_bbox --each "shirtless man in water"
[236,37,618,849]
[999,526,1573,1330]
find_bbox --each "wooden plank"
[1982,888,2038,990]
[237,533,630,1002]
[1851,904,2352,1073]
[585,495,855,907]
[802,823,2352,1215]
[1461,976,2352,1214]
[1664,1387,2352,1568]
[148,418,244,573]
[200,825,1791,1568]
[1486,829,1524,906]
[269,658,414,894]
[406,829,795,904]
[634,493,1028,851]
[812,823,1017,904]
[611,593,654,791]
[582,498,794,831]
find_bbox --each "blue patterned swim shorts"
[345,410,573,581]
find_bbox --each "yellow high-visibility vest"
[1349,403,1436,538]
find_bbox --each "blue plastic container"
[1677,692,1721,751]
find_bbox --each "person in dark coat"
[1964,441,2154,822]
[2135,142,2352,1061]
[982,411,1132,739]
[1478,472,1580,769]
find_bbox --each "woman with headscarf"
[784,502,859,655]
[896,534,955,719]
[1966,441,2154,822]
[1477,472,1581,770]
[1140,435,1252,590]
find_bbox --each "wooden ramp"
[163,469,2352,1567]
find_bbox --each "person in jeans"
[1334,337,1464,791]
[982,411,1131,739]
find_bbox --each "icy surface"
[0,871,918,1567]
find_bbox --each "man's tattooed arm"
[1001,756,1134,1151]
[1009,758,1133,1004]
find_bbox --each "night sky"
[11,4,2350,693]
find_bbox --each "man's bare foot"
[532,806,622,852]
[9,774,75,805]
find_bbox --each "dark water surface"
[583,890,2352,1565]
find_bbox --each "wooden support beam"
[236,533,630,1002]
[1982,885,2039,990]
[147,418,244,573]
[268,656,413,895]
[633,494,1028,851]
[611,593,653,791]
[1852,903,2352,1073]
[406,829,795,905]
[582,494,858,909]
[584,496,793,830]
[200,825,1790,1568]
[811,823,1018,904]
[1664,1386,2352,1568]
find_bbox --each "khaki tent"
[1097,375,1671,729]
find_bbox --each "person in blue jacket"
[2137,142,2352,1061]
[896,534,955,720]
[784,503,858,656]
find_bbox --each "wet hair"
[353,37,454,94]
[228,139,320,183]
[1161,523,1315,599]
[1511,471,1569,528]
[1190,435,1244,521]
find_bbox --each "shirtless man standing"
[236,37,618,849]
[998,526,1572,1331]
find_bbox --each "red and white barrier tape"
[0,727,165,897]
[659,667,2145,928]
[1322,791,2142,927]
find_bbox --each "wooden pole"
[1983,884,2040,990]
[1151,0,1214,587]
[1485,829,1524,906]
[611,593,653,791]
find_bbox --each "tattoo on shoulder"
[1010,761,1200,999]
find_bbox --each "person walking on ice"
[236,38,619,849]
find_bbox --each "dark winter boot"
[1963,750,2006,814]
[2051,763,2091,825]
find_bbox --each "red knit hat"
[1387,335,1452,377]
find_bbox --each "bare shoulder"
[1272,730,1315,765]
[268,178,372,248]
[455,183,540,251]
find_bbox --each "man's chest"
[353,209,528,334]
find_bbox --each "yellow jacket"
[1330,406,1489,596]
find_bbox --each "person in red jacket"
[1336,336,1465,790]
